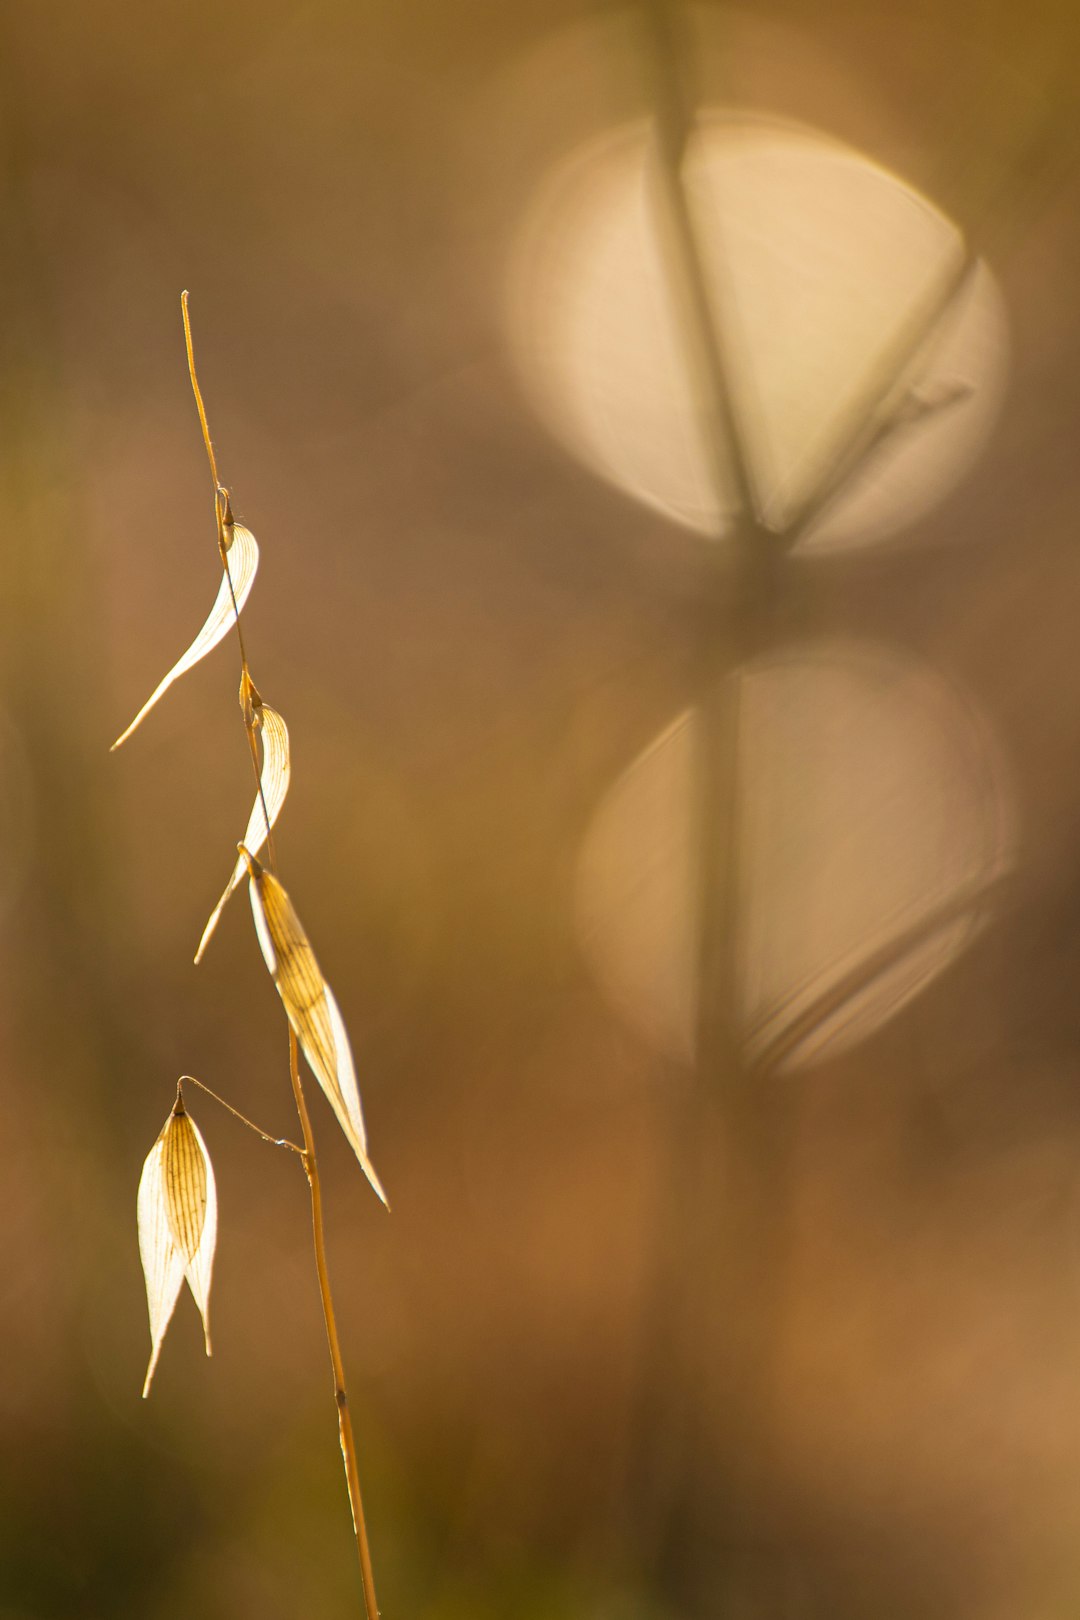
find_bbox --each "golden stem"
[181,290,220,492]
[179,1073,304,1155]
[288,1027,382,1620]
[182,295,275,855]
[241,700,277,872]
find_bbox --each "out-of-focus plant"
[115,293,386,1620]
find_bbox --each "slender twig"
[183,296,280,867]
[779,250,979,547]
[181,293,261,690]
[288,1027,382,1620]
[178,1073,304,1155]
[239,670,278,857]
[641,0,763,541]
[181,290,220,492]
[619,6,771,1596]
[181,293,381,1619]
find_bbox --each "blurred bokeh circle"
[510,113,1008,550]
[577,640,1013,1070]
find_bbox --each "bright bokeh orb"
[510,114,1008,550]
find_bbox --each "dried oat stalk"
[117,292,384,1620]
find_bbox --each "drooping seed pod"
[137,1083,218,1397]
[244,847,388,1208]
[195,675,291,963]
[112,510,259,750]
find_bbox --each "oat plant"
[116,292,385,1619]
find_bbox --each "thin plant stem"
[240,686,277,865]
[641,0,762,539]
[179,1073,304,1155]
[181,289,220,491]
[619,5,762,1594]
[183,295,277,858]
[181,294,260,685]
[182,292,382,1618]
[779,250,979,547]
[288,1026,382,1620]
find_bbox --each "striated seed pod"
[243,847,388,1209]
[195,681,291,963]
[111,517,259,750]
[137,1084,218,1398]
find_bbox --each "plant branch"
[181,294,278,881]
[181,289,220,493]
[178,1074,304,1154]
[240,687,277,870]
[288,1027,381,1620]
[641,0,763,541]
[617,7,772,1595]
[779,250,979,547]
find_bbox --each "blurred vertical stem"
[183,297,381,1620]
[641,0,763,538]
[632,6,1028,1609]
[630,1,788,1608]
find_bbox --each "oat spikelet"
[196,679,291,962]
[244,848,388,1208]
[112,520,259,750]
[137,1085,218,1397]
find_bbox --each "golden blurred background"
[3,0,1080,1616]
